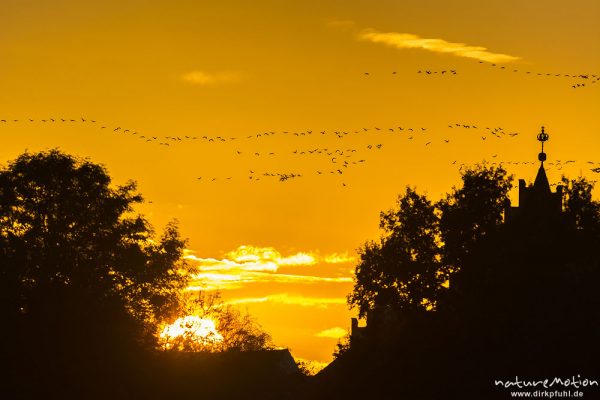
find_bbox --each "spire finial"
[537,126,549,163]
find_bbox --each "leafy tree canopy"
[0,150,193,355]
[348,187,444,317]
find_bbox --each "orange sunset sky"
[1,0,599,365]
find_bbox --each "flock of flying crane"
[1,58,598,187]
[1,117,599,188]
[364,59,600,90]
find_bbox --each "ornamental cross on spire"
[537,126,549,163]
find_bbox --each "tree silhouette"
[561,176,600,233]
[0,150,193,397]
[348,187,445,317]
[348,165,511,318]
[437,165,512,268]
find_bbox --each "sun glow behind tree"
[159,316,223,351]
[157,291,274,352]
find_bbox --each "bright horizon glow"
[159,316,223,350]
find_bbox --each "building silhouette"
[317,127,599,400]
[349,126,564,347]
[504,126,563,224]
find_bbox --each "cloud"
[181,70,242,85]
[184,246,353,273]
[184,245,354,290]
[224,294,347,308]
[188,271,352,290]
[184,245,317,273]
[226,245,317,267]
[185,255,278,273]
[358,29,520,63]
[323,253,355,264]
[315,327,348,339]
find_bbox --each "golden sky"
[1,0,599,364]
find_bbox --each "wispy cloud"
[226,245,317,267]
[184,246,353,273]
[224,294,347,308]
[358,29,520,63]
[181,70,242,86]
[323,253,355,264]
[315,327,348,339]
[184,245,319,272]
[188,271,352,291]
[184,245,354,290]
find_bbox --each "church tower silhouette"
[504,127,563,224]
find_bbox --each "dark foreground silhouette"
[2,137,599,399]
[308,132,600,399]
